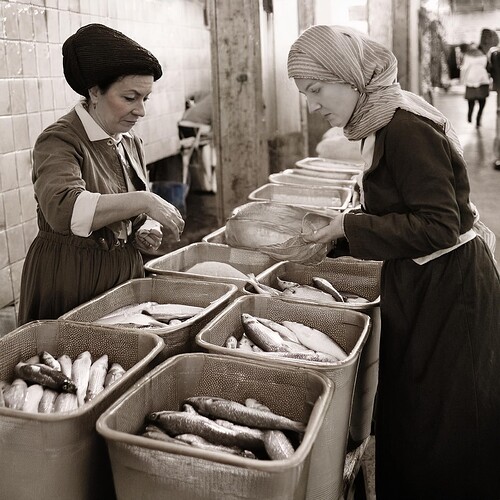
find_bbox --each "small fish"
[225,336,238,349]
[168,319,183,326]
[263,430,295,460]
[251,344,263,352]
[185,396,306,433]
[38,388,58,413]
[39,351,62,371]
[282,285,337,304]
[58,354,73,378]
[22,384,44,413]
[95,312,167,328]
[97,302,157,320]
[241,314,288,352]
[54,392,78,412]
[245,398,271,413]
[282,321,347,360]
[276,277,300,290]
[182,403,198,414]
[236,336,254,352]
[15,363,77,393]
[0,381,7,407]
[104,363,126,387]
[72,351,92,406]
[311,277,345,302]
[214,419,265,448]
[85,354,108,403]
[142,303,203,322]
[246,273,281,296]
[175,433,256,458]
[142,424,188,445]
[280,339,315,354]
[254,317,299,343]
[26,355,40,364]
[3,378,28,410]
[148,410,264,450]
[257,350,339,363]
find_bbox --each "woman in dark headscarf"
[18,24,185,324]
[288,25,500,499]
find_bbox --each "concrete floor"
[0,85,498,499]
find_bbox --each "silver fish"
[311,277,345,302]
[104,362,126,387]
[3,378,27,410]
[0,380,7,407]
[148,410,264,450]
[22,384,44,413]
[54,392,78,412]
[241,314,288,352]
[254,317,299,343]
[263,430,295,460]
[85,354,108,403]
[185,396,306,433]
[254,350,339,363]
[237,336,254,352]
[57,354,73,378]
[175,433,256,458]
[282,285,337,304]
[72,351,92,406]
[39,351,62,371]
[182,403,199,414]
[225,335,238,349]
[38,388,58,413]
[15,362,77,393]
[142,303,203,322]
[246,273,282,296]
[245,398,271,413]
[142,424,188,445]
[214,419,265,447]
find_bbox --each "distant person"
[461,43,490,127]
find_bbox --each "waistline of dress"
[37,230,129,251]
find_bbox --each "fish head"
[63,380,78,394]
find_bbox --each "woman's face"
[89,74,154,136]
[294,78,359,128]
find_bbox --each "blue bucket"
[151,181,189,217]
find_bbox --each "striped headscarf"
[288,25,462,155]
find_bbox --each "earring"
[93,102,97,110]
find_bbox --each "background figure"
[461,43,490,127]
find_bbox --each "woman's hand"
[144,193,185,242]
[302,214,345,244]
[134,225,163,253]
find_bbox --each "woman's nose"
[133,101,146,117]
[307,98,321,113]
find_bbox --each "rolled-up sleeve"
[71,191,101,236]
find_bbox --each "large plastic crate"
[96,353,333,500]
[0,320,164,500]
[60,277,238,362]
[243,257,382,443]
[195,295,371,500]
[295,157,363,171]
[269,170,357,188]
[144,242,281,292]
[248,183,352,212]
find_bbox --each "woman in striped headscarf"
[288,25,500,499]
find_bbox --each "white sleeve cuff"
[71,191,101,237]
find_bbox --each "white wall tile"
[0,231,9,269]
[33,6,48,42]
[11,260,24,300]
[24,78,41,113]
[9,79,27,114]
[0,117,15,154]
[21,42,37,76]
[0,266,14,309]
[19,185,36,223]
[38,78,55,111]
[46,9,60,43]
[4,190,22,228]
[27,113,42,145]
[6,225,26,263]
[0,195,5,231]
[0,80,11,116]
[5,41,23,77]
[35,43,51,77]
[59,10,71,42]
[12,115,30,150]
[16,150,32,187]
[3,3,20,40]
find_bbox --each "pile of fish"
[224,313,348,364]
[247,274,369,304]
[0,350,126,413]
[93,301,204,328]
[185,261,249,279]
[141,396,306,460]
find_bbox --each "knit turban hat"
[62,23,162,97]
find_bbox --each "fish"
[185,261,248,279]
[26,355,40,364]
[72,351,92,406]
[175,433,256,458]
[214,419,265,448]
[22,384,44,413]
[39,351,62,371]
[254,317,299,343]
[168,319,183,326]
[282,321,347,360]
[104,362,126,387]
[185,396,306,433]
[224,336,238,349]
[253,350,339,363]
[263,430,295,460]
[241,313,287,352]
[142,424,190,445]
[95,312,167,328]
[97,302,158,320]
[148,410,265,450]
[58,354,73,378]
[282,284,337,304]
[276,277,300,290]
[280,339,315,354]
[142,303,203,322]
[0,380,7,407]
[311,277,345,302]
[246,274,282,296]
[245,398,271,413]
[38,388,58,413]
[182,403,198,414]
[251,344,263,352]
[85,354,108,403]
[54,392,78,412]
[3,378,28,410]
[15,362,77,393]
[236,336,254,352]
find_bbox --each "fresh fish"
[26,355,40,364]
[245,398,271,412]
[22,384,44,413]
[85,354,108,403]
[38,388,58,413]
[254,317,299,343]
[185,396,306,433]
[104,362,126,387]
[280,339,315,354]
[225,336,238,349]
[241,313,287,352]
[3,378,28,410]
[168,319,183,326]
[282,284,337,304]
[185,261,248,279]
[251,344,263,352]
[276,277,300,290]
[311,277,345,302]
[0,380,7,407]
[15,363,77,393]
[54,392,78,412]
[39,351,62,371]
[97,302,157,320]
[182,403,198,414]
[343,293,370,304]
[148,410,265,450]
[95,312,167,328]
[263,430,295,460]
[72,351,92,406]
[142,424,189,445]
[237,336,254,352]
[282,321,347,360]
[214,418,265,446]
[58,354,73,378]
[142,303,203,322]
[175,433,256,458]
[246,274,281,296]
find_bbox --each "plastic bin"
[243,257,382,444]
[202,226,227,244]
[195,295,371,500]
[295,157,364,171]
[97,353,334,500]
[248,183,352,212]
[60,277,238,362]
[144,242,281,292]
[0,320,164,500]
[269,170,357,188]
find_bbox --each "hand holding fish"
[144,192,185,242]
[301,214,345,244]
[134,225,163,252]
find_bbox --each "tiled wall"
[0,0,211,309]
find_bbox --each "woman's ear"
[88,85,100,106]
